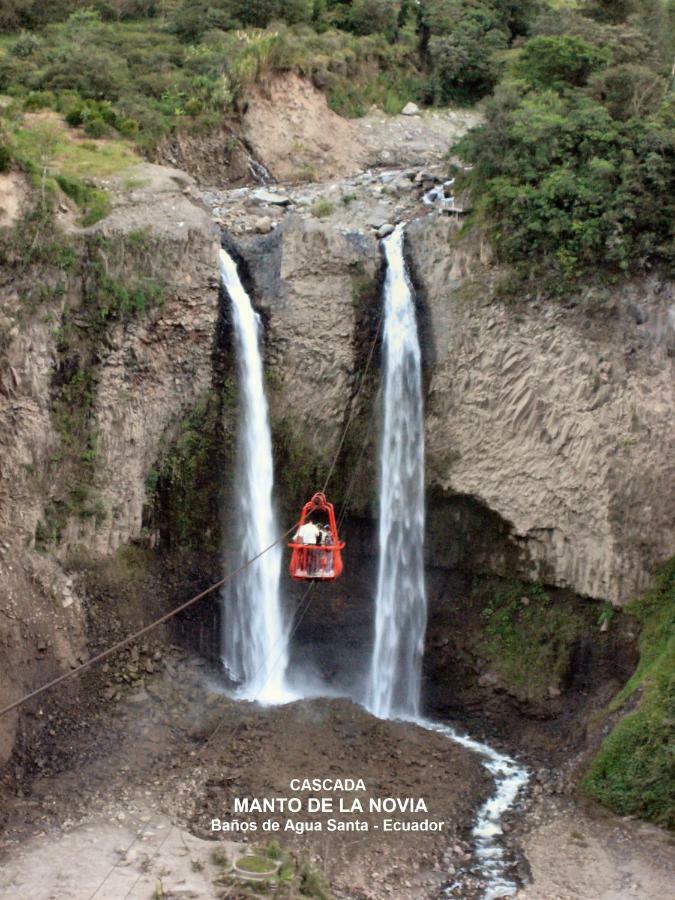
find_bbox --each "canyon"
[0,74,673,899]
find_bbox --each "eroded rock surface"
[407,217,675,603]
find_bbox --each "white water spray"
[219,247,292,704]
[367,224,427,719]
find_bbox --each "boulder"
[252,189,290,207]
[401,102,420,116]
[253,216,273,234]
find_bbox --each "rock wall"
[0,167,219,764]
[237,211,674,605]
[2,157,674,768]
[239,216,380,484]
[406,217,675,604]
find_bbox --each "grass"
[8,113,138,224]
[310,198,335,218]
[583,557,675,828]
[236,855,276,874]
[0,14,426,158]
[477,577,597,700]
[12,116,138,179]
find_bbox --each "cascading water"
[367,223,427,720]
[219,247,292,704]
[367,224,528,898]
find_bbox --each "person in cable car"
[288,492,345,581]
[294,520,320,545]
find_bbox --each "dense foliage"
[455,1,675,285]
[0,2,673,284]
[584,558,675,828]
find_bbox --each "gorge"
[0,49,673,900]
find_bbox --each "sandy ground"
[515,799,674,900]
[0,650,493,899]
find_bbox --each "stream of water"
[367,223,427,720]
[218,247,292,704]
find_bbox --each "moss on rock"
[148,391,229,553]
[474,576,601,701]
[583,558,674,828]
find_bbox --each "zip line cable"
[0,297,385,722]
[0,526,296,720]
[89,581,317,900]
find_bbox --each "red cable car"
[288,492,345,581]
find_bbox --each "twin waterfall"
[367,224,427,719]
[218,228,427,714]
[218,248,290,704]
[219,231,526,899]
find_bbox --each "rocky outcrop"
[407,217,675,604]
[240,216,379,471]
[0,167,219,763]
[235,208,674,605]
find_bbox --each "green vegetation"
[153,392,225,550]
[454,0,675,290]
[0,1,548,164]
[299,863,329,899]
[237,855,277,874]
[310,197,335,218]
[584,557,675,828]
[211,843,326,896]
[477,577,598,699]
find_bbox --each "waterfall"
[367,224,427,719]
[219,247,291,704]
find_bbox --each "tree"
[0,0,32,30]
[513,34,611,90]
[455,85,675,281]
[589,64,666,120]
[584,0,637,23]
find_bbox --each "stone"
[401,102,420,116]
[377,223,395,238]
[251,189,290,206]
[366,206,392,229]
[253,216,273,234]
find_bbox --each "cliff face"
[239,213,674,606]
[1,149,673,765]
[0,166,219,763]
[407,217,675,604]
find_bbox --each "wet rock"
[377,223,395,238]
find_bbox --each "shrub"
[588,63,665,120]
[513,34,611,89]
[10,31,42,58]
[455,84,675,283]
[0,145,12,172]
[329,0,399,41]
[429,30,503,104]
[55,174,111,225]
[310,197,334,217]
[418,0,510,103]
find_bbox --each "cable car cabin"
[289,492,345,581]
